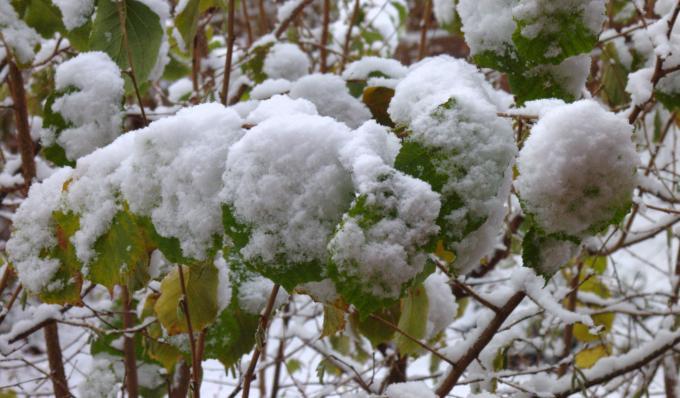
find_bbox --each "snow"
[457,0,516,56]
[6,168,73,293]
[168,77,193,102]
[221,110,355,267]
[237,275,288,315]
[424,273,457,338]
[263,43,310,81]
[52,0,94,30]
[516,99,639,238]
[277,0,304,23]
[250,78,292,100]
[51,52,125,161]
[385,381,436,398]
[626,67,655,105]
[289,73,372,128]
[245,94,317,124]
[329,121,440,299]
[0,0,41,63]
[214,254,232,312]
[341,56,408,81]
[433,0,457,27]
[389,56,516,274]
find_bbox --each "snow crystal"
[516,99,639,237]
[7,168,73,292]
[290,74,372,128]
[52,52,124,161]
[214,253,232,312]
[263,43,310,81]
[52,0,94,30]
[385,381,436,398]
[0,0,41,63]
[78,357,119,398]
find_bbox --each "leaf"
[89,0,163,83]
[41,93,76,167]
[362,86,395,127]
[583,256,607,275]
[321,299,348,338]
[22,0,65,38]
[434,240,455,263]
[89,208,154,290]
[204,300,260,367]
[600,42,631,107]
[395,284,429,356]
[573,312,614,343]
[351,301,400,346]
[575,344,610,369]
[175,0,200,53]
[512,11,597,66]
[154,263,220,335]
[40,211,83,304]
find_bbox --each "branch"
[220,0,236,105]
[121,285,139,398]
[177,265,202,398]
[340,0,361,72]
[275,0,313,39]
[418,0,432,60]
[320,0,331,73]
[43,321,70,398]
[6,61,36,189]
[435,291,527,397]
[242,284,280,398]
[116,0,147,126]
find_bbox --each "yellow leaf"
[573,312,615,343]
[575,344,610,368]
[435,240,455,263]
[321,299,348,338]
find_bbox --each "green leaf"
[241,42,274,84]
[40,210,82,304]
[175,0,200,53]
[395,284,429,356]
[89,0,163,83]
[66,21,92,51]
[154,262,220,335]
[22,0,65,38]
[600,42,631,107]
[512,11,597,66]
[89,208,154,290]
[204,300,259,367]
[351,301,400,346]
[41,93,76,167]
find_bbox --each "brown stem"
[435,291,526,397]
[241,0,254,46]
[557,261,583,376]
[169,361,191,398]
[220,0,236,105]
[340,0,361,72]
[44,321,70,398]
[0,284,22,326]
[177,265,201,398]
[6,61,36,189]
[242,284,281,398]
[121,285,139,398]
[256,0,269,35]
[270,302,290,398]
[116,0,148,126]
[418,0,432,60]
[320,0,331,73]
[274,0,313,39]
[0,264,14,297]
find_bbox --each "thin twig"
[242,284,281,398]
[320,0,331,72]
[220,0,236,105]
[177,265,201,398]
[116,0,148,126]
